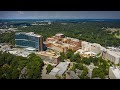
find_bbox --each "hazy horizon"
[0,11,120,19]
[1,18,120,20]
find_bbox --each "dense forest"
[0,21,120,47]
[17,21,120,47]
[0,32,15,45]
[0,52,44,79]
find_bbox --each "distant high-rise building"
[15,32,46,51]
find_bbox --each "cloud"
[17,11,24,14]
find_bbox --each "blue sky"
[0,11,120,19]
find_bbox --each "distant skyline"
[0,11,120,19]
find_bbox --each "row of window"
[16,40,39,49]
[15,34,39,42]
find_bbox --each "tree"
[28,53,36,61]
[56,75,61,79]
[12,68,20,79]
[70,53,81,62]
[79,66,88,79]
[92,67,105,79]
[78,63,84,70]
[46,64,54,74]
[11,21,120,47]
[66,49,74,59]
[71,63,78,71]
[82,58,91,65]
[0,32,15,45]
[0,51,44,79]
[26,69,34,79]
[0,68,3,79]
[1,64,12,79]
[60,52,66,62]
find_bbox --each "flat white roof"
[110,67,120,79]
[75,49,84,53]
[49,68,60,76]
[49,72,57,76]
[49,62,70,76]
[84,51,97,55]
[16,32,41,37]
[56,62,70,69]
[51,68,60,73]
[56,33,64,36]
[25,47,36,51]
[57,69,66,75]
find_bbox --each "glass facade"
[15,32,46,51]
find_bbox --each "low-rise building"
[81,41,105,54]
[0,28,17,34]
[44,33,81,52]
[0,44,12,52]
[81,41,120,64]
[36,51,60,65]
[75,49,97,58]
[109,66,120,79]
[49,62,70,76]
[8,48,34,57]
[66,71,79,79]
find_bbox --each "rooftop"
[25,47,36,51]
[110,66,120,79]
[49,62,70,76]
[49,68,60,76]
[36,51,60,58]
[107,49,120,58]
[55,33,64,36]
[67,71,79,79]
[16,32,41,37]
[8,48,34,57]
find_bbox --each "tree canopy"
[46,64,54,74]
[0,51,44,79]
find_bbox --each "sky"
[0,11,120,19]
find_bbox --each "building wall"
[48,44,64,52]
[44,34,81,52]
[108,67,120,79]
[109,67,116,79]
[45,41,80,52]
[15,33,46,51]
[90,44,101,54]
[38,54,60,65]
[81,41,102,54]
[102,51,120,64]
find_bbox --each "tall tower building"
[15,32,46,51]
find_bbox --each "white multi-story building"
[109,66,120,79]
[81,41,105,54]
[102,49,120,64]
[77,41,106,57]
